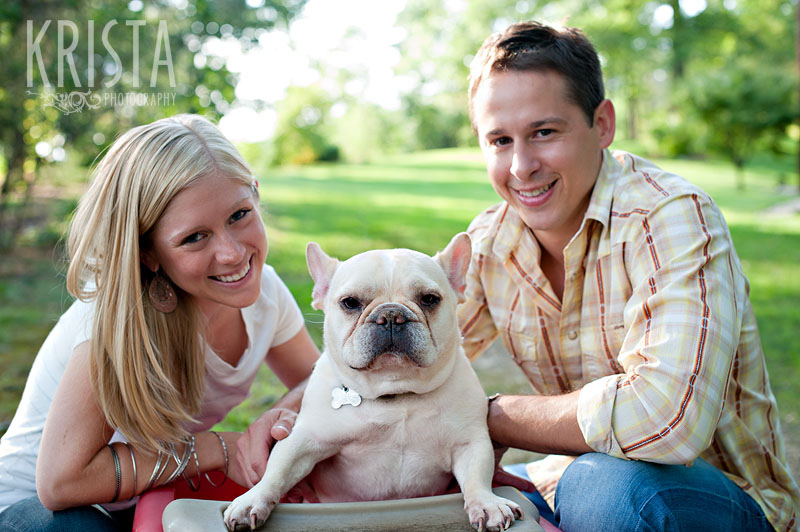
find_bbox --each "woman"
[0,114,319,531]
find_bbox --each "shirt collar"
[489,204,539,262]
[583,148,621,230]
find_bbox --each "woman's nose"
[215,232,246,264]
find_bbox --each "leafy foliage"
[269,85,340,165]
[691,63,796,188]
[0,0,308,246]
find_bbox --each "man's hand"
[491,444,538,493]
[234,407,298,487]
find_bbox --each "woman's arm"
[265,326,319,390]
[36,342,240,509]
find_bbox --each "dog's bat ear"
[434,232,472,303]
[306,242,340,310]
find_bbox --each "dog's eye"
[340,297,362,311]
[420,293,441,308]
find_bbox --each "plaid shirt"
[459,150,799,530]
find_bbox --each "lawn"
[0,146,797,475]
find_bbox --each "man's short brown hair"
[468,21,605,131]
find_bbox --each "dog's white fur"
[224,234,521,531]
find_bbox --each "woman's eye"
[340,297,362,311]
[181,233,204,245]
[231,209,250,223]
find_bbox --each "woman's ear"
[140,249,159,273]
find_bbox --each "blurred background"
[0,0,797,471]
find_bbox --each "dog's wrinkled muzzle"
[355,303,428,368]
[367,303,416,328]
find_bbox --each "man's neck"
[538,246,565,302]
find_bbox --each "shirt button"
[568,330,578,340]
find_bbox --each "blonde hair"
[66,114,257,452]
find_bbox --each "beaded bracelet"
[107,444,121,503]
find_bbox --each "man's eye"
[535,129,554,138]
[492,136,512,147]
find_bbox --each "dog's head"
[306,233,472,398]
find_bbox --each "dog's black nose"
[368,303,414,328]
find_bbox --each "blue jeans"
[554,453,774,532]
[503,462,558,525]
[0,495,134,532]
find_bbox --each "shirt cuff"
[577,376,627,459]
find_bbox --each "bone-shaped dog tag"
[331,386,362,409]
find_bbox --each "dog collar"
[331,385,362,409]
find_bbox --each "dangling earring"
[148,270,177,313]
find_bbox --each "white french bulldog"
[224,233,522,531]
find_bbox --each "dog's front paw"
[465,494,523,532]
[223,490,277,531]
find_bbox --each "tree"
[691,63,795,189]
[392,0,798,186]
[270,85,339,166]
[0,0,308,247]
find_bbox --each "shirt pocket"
[580,323,626,379]
[502,314,572,395]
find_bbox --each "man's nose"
[510,144,540,180]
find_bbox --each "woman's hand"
[234,407,298,487]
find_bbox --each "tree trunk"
[735,159,746,191]
[0,136,27,249]
[668,0,687,80]
[627,96,638,140]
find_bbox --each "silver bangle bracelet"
[107,444,121,503]
[121,442,137,500]
[144,450,165,492]
[204,431,228,487]
[182,435,201,491]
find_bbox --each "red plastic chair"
[132,473,246,532]
[132,474,564,532]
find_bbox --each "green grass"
[223,148,800,462]
[1,148,798,474]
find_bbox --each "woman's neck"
[201,302,247,367]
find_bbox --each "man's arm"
[577,192,740,464]
[488,391,593,455]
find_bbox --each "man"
[459,21,799,531]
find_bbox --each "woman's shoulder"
[45,298,95,349]
[257,264,292,302]
[243,264,299,319]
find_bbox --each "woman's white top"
[0,265,305,513]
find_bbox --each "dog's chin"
[362,352,422,371]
